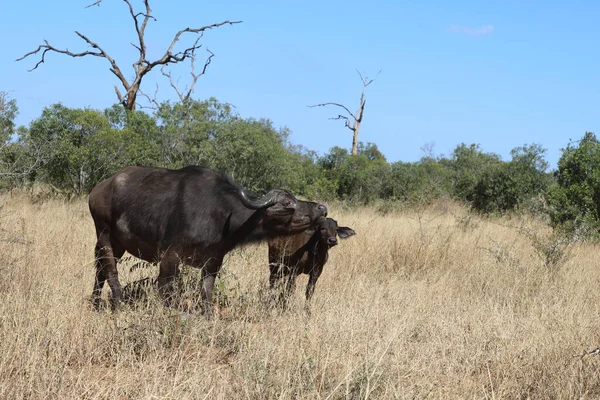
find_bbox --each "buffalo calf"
[268,217,355,308]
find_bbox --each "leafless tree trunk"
[309,70,380,155]
[17,0,241,111]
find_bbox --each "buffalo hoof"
[89,296,107,311]
[303,303,312,317]
[201,304,215,319]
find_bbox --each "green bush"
[446,143,502,202]
[316,143,391,204]
[548,132,600,237]
[0,95,558,219]
[9,100,320,198]
[0,91,18,145]
[389,158,451,205]
[471,144,551,214]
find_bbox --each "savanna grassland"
[2,193,600,399]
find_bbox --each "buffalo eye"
[282,199,295,208]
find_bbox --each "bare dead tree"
[17,0,241,111]
[309,70,381,155]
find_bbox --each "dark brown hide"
[268,217,355,307]
[88,165,327,313]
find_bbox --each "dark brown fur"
[88,165,327,314]
[268,217,355,307]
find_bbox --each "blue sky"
[1,0,599,169]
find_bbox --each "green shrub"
[548,132,600,237]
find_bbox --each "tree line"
[2,94,600,239]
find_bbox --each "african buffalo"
[88,165,327,313]
[268,217,355,308]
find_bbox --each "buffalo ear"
[337,226,356,239]
[304,229,316,236]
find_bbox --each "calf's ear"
[304,229,316,236]
[337,226,356,239]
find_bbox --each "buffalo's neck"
[303,235,329,268]
[306,233,322,254]
[285,232,320,263]
[312,238,329,261]
[221,208,268,252]
[297,232,328,262]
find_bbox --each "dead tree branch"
[309,102,356,120]
[161,37,215,104]
[357,69,381,88]
[309,70,381,155]
[140,42,214,112]
[0,141,45,180]
[85,0,103,8]
[137,83,160,111]
[17,1,241,111]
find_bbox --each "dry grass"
[2,194,600,399]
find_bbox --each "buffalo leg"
[158,251,180,306]
[92,234,124,310]
[269,262,297,307]
[305,267,323,302]
[198,257,222,317]
[268,262,284,304]
[304,267,323,314]
[91,248,107,309]
[280,274,297,309]
[268,265,282,290]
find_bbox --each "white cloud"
[447,24,495,36]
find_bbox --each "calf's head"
[310,217,356,248]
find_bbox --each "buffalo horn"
[239,188,278,209]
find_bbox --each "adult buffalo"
[268,217,355,309]
[88,165,327,313]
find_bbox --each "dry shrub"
[2,194,600,399]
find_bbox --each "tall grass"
[1,194,600,399]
